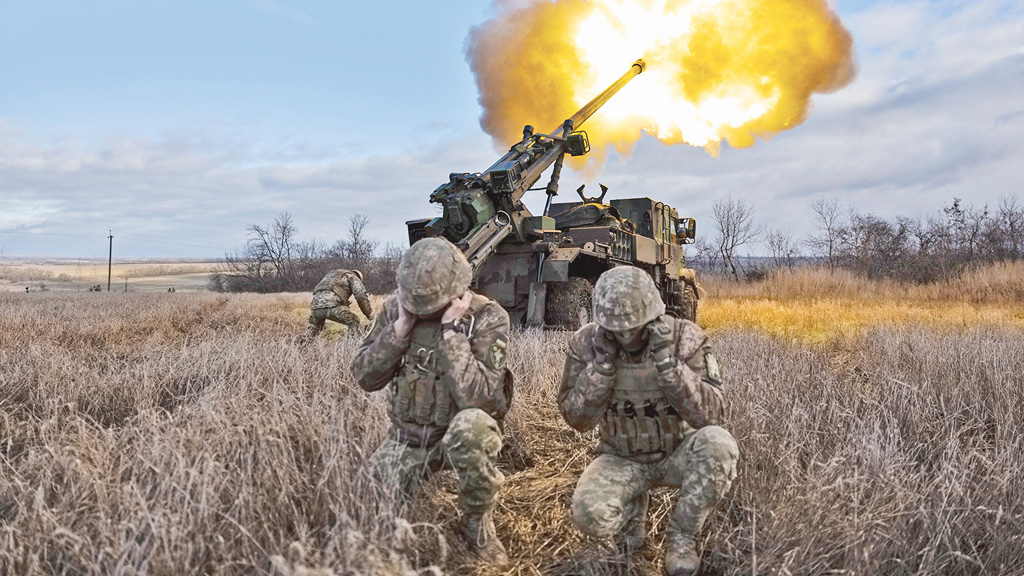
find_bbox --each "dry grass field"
[2,264,1023,575]
[0,260,219,293]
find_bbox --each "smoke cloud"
[467,0,855,162]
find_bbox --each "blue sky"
[1,0,1022,259]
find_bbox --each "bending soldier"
[352,237,513,565]
[558,266,738,576]
[303,268,373,341]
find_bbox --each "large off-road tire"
[545,277,593,331]
[681,284,698,323]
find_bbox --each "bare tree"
[711,195,761,281]
[997,195,1023,259]
[216,212,301,291]
[247,212,298,280]
[331,214,379,268]
[217,212,326,292]
[835,209,913,279]
[213,212,398,293]
[805,197,843,273]
[766,228,799,270]
[942,198,989,262]
[685,237,720,270]
[369,241,406,293]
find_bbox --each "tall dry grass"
[704,260,1024,304]
[2,290,1023,575]
[697,261,1024,344]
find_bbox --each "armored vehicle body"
[405,60,701,328]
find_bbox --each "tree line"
[688,194,1024,282]
[209,213,404,293]
[213,193,1022,294]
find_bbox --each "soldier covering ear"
[558,266,738,576]
[352,237,513,566]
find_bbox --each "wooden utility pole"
[107,231,113,292]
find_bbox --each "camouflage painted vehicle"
[540,185,699,326]
[406,60,701,328]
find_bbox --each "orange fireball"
[467,0,855,158]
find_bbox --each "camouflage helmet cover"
[592,266,665,331]
[397,237,472,315]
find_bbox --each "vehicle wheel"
[682,284,698,323]
[545,277,593,331]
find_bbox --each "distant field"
[2,265,1022,575]
[698,262,1024,343]
[0,260,220,293]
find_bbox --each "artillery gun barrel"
[502,58,646,204]
[563,59,646,133]
[435,59,648,269]
[483,59,647,185]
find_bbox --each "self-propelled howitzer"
[409,59,645,267]
[407,59,702,327]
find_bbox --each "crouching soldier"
[352,237,513,566]
[558,266,738,576]
[303,268,373,341]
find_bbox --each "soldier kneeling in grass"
[351,237,514,567]
[302,268,373,342]
[558,266,738,576]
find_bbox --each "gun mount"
[407,59,702,328]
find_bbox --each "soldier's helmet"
[351,269,364,282]
[593,266,665,331]
[397,237,472,315]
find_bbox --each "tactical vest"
[391,319,458,442]
[600,348,685,458]
[314,271,352,304]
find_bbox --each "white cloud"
[0,121,496,257]
[2,0,1021,259]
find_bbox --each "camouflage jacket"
[352,291,513,444]
[558,315,725,439]
[314,269,372,318]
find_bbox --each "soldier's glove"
[592,327,619,376]
[647,317,677,374]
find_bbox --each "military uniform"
[303,269,372,340]
[558,266,738,576]
[351,237,513,564]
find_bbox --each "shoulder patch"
[486,338,508,370]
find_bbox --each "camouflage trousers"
[304,292,361,338]
[367,409,505,518]
[570,426,738,548]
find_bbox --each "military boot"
[663,427,738,575]
[616,493,649,553]
[460,511,509,567]
[300,323,320,344]
[664,530,700,576]
[664,472,712,576]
